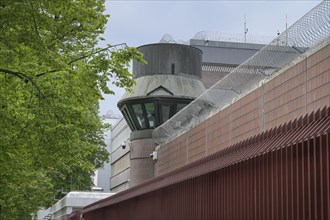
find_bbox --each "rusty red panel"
[83,106,330,220]
[67,210,81,220]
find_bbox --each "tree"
[0,0,144,219]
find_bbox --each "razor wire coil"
[153,1,330,145]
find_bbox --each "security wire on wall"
[153,0,330,145]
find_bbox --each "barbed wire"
[160,32,276,45]
[153,0,330,145]
[193,31,276,45]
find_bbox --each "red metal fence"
[83,106,330,220]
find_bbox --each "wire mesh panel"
[153,1,330,145]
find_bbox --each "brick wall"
[155,40,330,176]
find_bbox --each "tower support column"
[129,130,155,187]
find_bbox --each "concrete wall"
[94,117,120,192]
[110,118,131,192]
[155,39,330,176]
[130,138,155,187]
[191,39,264,88]
[190,39,264,65]
[201,65,237,89]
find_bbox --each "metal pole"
[244,15,248,43]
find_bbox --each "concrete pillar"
[129,137,155,187]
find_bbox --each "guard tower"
[118,43,205,186]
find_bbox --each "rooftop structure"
[49,191,114,220]
[118,43,205,133]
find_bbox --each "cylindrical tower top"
[118,43,205,134]
[133,43,202,79]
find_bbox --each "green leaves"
[0,0,144,219]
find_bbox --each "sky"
[99,0,322,117]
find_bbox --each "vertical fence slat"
[83,115,330,220]
[327,132,330,220]
[284,146,289,220]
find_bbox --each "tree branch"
[0,44,128,97]
[30,2,41,38]
[0,69,45,98]
[36,69,58,77]
[36,43,127,77]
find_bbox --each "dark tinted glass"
[176,103,187,113]
[160,104,172,123]
[144,102,156,128]
[132,104,147,129]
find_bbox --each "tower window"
[119,98,193,131]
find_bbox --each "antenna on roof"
[244,15,248,43]
[285,14,288,45]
